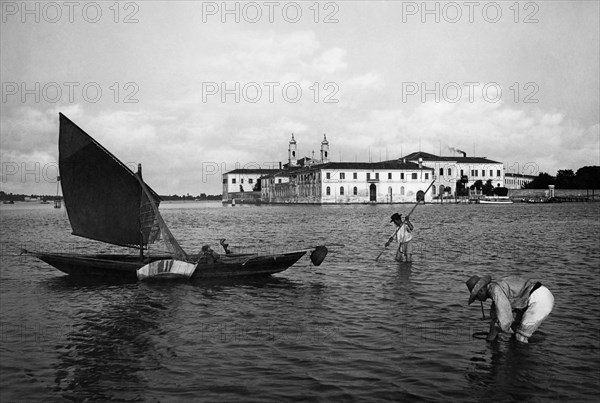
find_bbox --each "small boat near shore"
[24,114,328,281]
[523,197,562,204]
[475,196,513,204]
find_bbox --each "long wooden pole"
[406,179,436,217]
[375,179,435,262]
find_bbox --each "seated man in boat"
[219,238,232,255]
[196,245,221,264]
[466,275,554,343]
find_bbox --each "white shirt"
[393,223,413,243]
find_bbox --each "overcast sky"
[1,0,598,195]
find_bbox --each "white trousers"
[516,286,554,341]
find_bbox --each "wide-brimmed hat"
[466,275,491,305]
[390,213,402,222]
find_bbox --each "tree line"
[522,166,600,189]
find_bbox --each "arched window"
[340,186,344,195]
[326,186,331,196]
[353,186,358,195]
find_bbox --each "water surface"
[1,202,599,401]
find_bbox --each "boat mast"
[138,164,144,259]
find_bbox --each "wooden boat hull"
[27,251,307,281]
[479,200,513,204]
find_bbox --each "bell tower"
[320,134,330,163]
[288,134,298,167]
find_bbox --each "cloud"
[329,98,598,178]
[311,47,348,74]
[207,30,321,79]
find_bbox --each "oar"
[375,179,435,262]
[283,244,344,266]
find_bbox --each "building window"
[278,179,282,184]
[326,172,331,179]
[439,168,444,176]
[353,172,357,179]
[367,173,371,180]
[401,173,405,180]
[353,186,357,195]
[223,178,227,184]
[425,173,429,180]
[432,186,436,195]
[388,173,392,180]
[232,178,236,184]
[340,172,345,180]
[490,170,493,177]
[460,169,464,177]
[326,186,331,195]
[497,169,500,177]
[448,168,452,176]
[400,186,405,195]
[241,178,244,183]
[249,178,253,184]
[375,173,379,180]
[412,173,417,180]
[340,187,344,195]
[475,170,479,177]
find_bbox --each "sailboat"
[23,114,326,281]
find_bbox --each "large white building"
[259,135,435,204]
[403,151,505,197]
[261,160,435,204]
[223,135,507,204]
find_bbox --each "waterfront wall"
[508,189,600,200]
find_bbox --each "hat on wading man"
[466,275,492,305]
[390,213,402,222]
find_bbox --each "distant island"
[0,191,222,202]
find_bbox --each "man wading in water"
[385,213,414,263]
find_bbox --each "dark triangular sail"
[59,113,161,248]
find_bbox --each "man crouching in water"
[466,275,554,343]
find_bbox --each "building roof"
[316,160,432,170]
[224,168,279,175]
[260,160,433,179]
[402,151,501,164]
